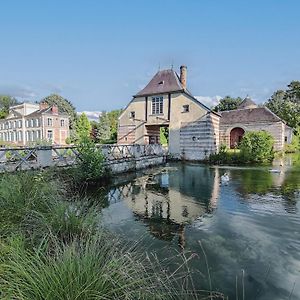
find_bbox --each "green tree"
[97,112,111,143]
[40,94,77,131]
[107,109,122,142]
[239,131,274,163]
[266,85,300,129]
[214,96,242,112]
[0,95,19,119]
[76,113,92,141]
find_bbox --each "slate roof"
[237,97,258,109]
[220,106,283,125]
[26,106,67,117]
[135,69,184,97]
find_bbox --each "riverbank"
[0,168,225,300]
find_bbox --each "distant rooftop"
[237,97,258,109]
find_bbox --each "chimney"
[180,65,187,89]
[51,105,59,114]
[39,102,49,110]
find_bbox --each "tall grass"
[0,170,226,299]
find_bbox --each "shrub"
[76,137,106,182]
[239,131,274,163]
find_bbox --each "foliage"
[284,128,300,153]
[160,127,169,146]
[0,170,224,300]
[76,113,92,141]
[266,82,300,129]
[0,95,19,119]
[239,131,274,163]
[76,137,106,182]
[0,171,62,238]
[94,109,122,143]
[213,96,243,112]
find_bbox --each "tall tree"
[0,95,19,119]
[76,113,92,141]
[214,96,242,112]
[97,112,111,143]
[266,84,300,129]
[285,80,300,104]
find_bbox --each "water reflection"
[102,154,300,299]
[107,166,220,247]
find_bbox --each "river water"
[100,154,300,299]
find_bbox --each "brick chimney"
[51,105,59,114]
[180,65,187,89]
[39,102,49,110]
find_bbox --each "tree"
[266,84,300,129]
[214,96,242,112]
[0,95,19,119]
[285,80,300,104]
[94,109,122,144]
[97,112,111,143]
[40,94,77,130]
[107,109,122,142]
[76,113,92,141]
[239,131,274,163]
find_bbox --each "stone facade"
[118,66,220,160]
[0,103,70,146]
[219,97,292,151]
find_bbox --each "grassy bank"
[0,170,225,299]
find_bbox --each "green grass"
[0,170,226,300]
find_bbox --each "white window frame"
[151,96,163,115]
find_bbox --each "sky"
[1,0,300,112]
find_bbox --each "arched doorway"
[230,127,245,149]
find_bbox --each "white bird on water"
[221,173,230,184]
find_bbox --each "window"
[47,118,53,126]
[60,119,65,127]
[285,136,288,142]
[18,120,22,128]
[152,96,163,115]
[129,111,135,119]
[183,105,189,113]
[47,130,53,141]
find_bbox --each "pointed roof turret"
[237,96,258,109]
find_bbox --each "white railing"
[0,144,166,172]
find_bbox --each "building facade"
[117,66,220,160]
[219,97,293,151]
[0,102,70,146]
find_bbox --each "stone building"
[118,66,220,160]
[219,97,293,150]
[0,102,70,146]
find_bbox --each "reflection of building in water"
[120,165,220,248]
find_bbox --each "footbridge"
[0,144,167,174]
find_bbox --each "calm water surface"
[100,154,300,299]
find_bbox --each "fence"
[0,144,166,172]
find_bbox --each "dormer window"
[183,105,190,113]
[158,80,164,85]
[129,111,135,119]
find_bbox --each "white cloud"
[0,84,37,98]
[77,111,102,122]
[195,95,222,108]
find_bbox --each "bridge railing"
[0,144,166,172]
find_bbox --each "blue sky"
[1,0,300,112]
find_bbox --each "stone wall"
[179,112,219,160]
[219,121,286,151]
